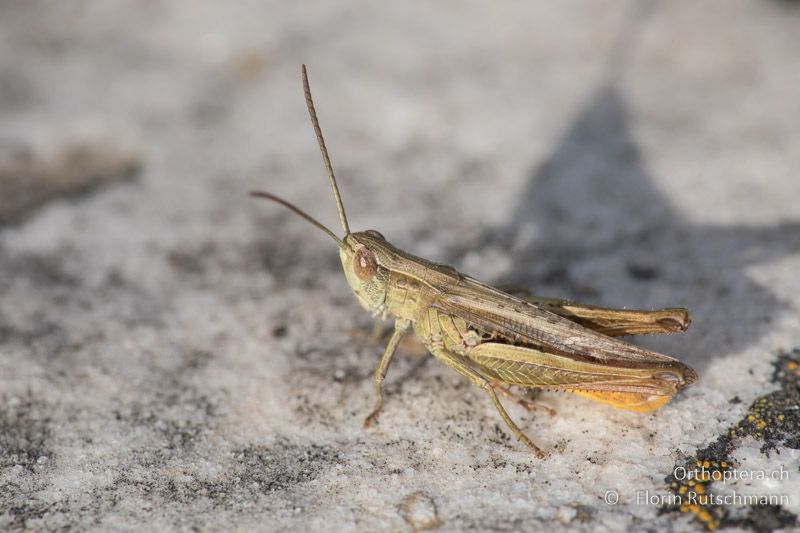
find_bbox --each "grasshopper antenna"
[302,64,351,236]
[250,191,344,247]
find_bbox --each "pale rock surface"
[1,1,799,531]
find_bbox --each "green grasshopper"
[252,65,697,457]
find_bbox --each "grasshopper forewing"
[251,65,698,457]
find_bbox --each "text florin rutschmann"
[636,490,789,507]
[633,465,791,508]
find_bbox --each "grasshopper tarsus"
[362,411,378,429]
[363,412,379,429]
[252,66,698,457]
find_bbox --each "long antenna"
[302,64,350,235]
[250,191,343,247]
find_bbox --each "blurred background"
[1,1,799,531]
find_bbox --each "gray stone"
[1,1,799,531]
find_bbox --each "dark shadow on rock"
[446,83,800,373]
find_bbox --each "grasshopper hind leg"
[493,384,556,417]
[428,345,545,458]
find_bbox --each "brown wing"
[434,275,697,384]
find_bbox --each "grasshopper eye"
[365,229,384,240]
[353,247,378,281]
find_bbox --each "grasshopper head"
[339,230,390,313]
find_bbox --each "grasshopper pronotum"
[252,65,697,457]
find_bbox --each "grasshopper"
[252,65,697,457]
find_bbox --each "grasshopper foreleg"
[369,320,387,343]
[363,319,410,428]
[427,345,545,458]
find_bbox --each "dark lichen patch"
[0,314,69,359]
[664,459,731,530]
[55,391,226,525]
[0,396,53,529]
[662,349,800,531]
[729,391,800,454]
[99,439,343,518]
[114,391,217,453]
[0,397,52,473]
[771,352,800,388]
[0,247,81,291]
[0,500,71,531]
[103,344,221,483]
[724,504,799,533]
[230,441,342,496]
[0,248,163,358]
[728,352,800,454]
[113,346,219,455]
